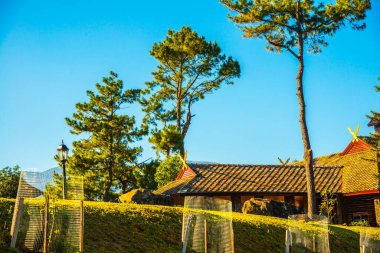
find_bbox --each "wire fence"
[360,228,380,253]
[182,196,234,253]
[10,170,84,253]
[286,214,330,253]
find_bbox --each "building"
[155,124,380,226]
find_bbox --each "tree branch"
[265,36,299,59]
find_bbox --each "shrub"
[1,198,379,253]
[155,154,182,188]
[350,219,370,227]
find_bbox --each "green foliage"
[220,0,370,56]
[367,75,380,145]
[0,166,20,198]
[44,172,63,199]
[0,199,15,252]
[155,154,183,188]
[134,159,159,190]
[141,26,240,156]
[319,189,337,223]
[350,219,370,227]
[149,125,183,157]
[66,71,146,201]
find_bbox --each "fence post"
[43,195,49,253]
[10,197,24,248]
[80,200,84,252]
[204,219,207,253]
[230,218,234,253]
[285,229,290,253]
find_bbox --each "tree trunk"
[121,181,127,194]
[103,168,113,202]
[180,100,193,158]
[296,44,317,217]
[176,99,186,158]
[180,142,185,158]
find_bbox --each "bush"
[155,154,182,188]
[0,198,379,253]
[350,219,370,227]
[0,166,20,198]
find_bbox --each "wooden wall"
[342,194,379,226]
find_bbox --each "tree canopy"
[66,71,146,201]
[367,76,380,143]
[0,165,20,198]
[220,0,370,57]
[155,154,183,188]
[141,26,240,157]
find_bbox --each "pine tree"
[141,26,240,157]
[149,125,183,157]
[0,165,20,198]
[155,154,183,188]
[220,0,370,217]
[367,76,380,180]
[66,71,145,201]
[368,78,380,143]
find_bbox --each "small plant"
[319,189,337,223]
[350,220,370,227]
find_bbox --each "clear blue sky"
[0,0,379,171]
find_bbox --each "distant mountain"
[22,167,62,192]
[42,167,62,176]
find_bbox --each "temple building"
[155,122,380,226]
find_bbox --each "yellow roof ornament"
[179,151,188,168]
[348,125,360,142]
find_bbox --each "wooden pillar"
[80,200,84,252]
[181,214,192,253]
[336,194,343,224]
[231,195,241,212]
[43,195,49,253]
[230,219,234,253]
[303,196,308,214]
[204,219,207,253]
[374,197,380,226]
[304,236,308,253]
[10,197,24,248]
[285,230,290,253]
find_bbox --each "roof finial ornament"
[180,151,188,167]
[348,125,360,142]
[278,157,290,166]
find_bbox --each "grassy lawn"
[1,198,379,252]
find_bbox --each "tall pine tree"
[141,26,240,157]
[66,71,145,201]
[368,78,380,142]
[368,76,379,180]
[220,0,370,217]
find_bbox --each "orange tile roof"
[153,176,193,195]
[155,137,379,196]
[311,149,379,193]
[155,164,342,195]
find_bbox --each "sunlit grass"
[1,198,380,253]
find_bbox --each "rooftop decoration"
[348,125,360,142]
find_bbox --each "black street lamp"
[57,140,69,199]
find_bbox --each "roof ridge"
[188,163,343,168]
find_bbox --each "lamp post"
[57,140,69,199]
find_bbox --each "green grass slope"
[1,198,379,253]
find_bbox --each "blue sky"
[0,0,379,171]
